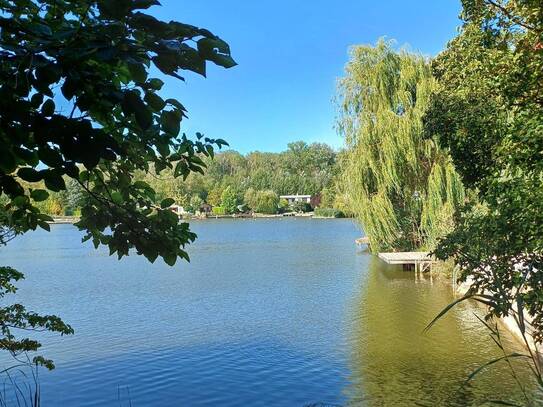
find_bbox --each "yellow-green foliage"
[337,39,464,252]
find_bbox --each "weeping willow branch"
[336,39,464,252]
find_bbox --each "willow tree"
[337,40,464,252]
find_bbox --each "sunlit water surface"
[0,219,536,406]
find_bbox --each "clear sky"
[150,1,462,153]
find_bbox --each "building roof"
[279,194,311,199]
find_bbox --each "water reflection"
[345,257,535,406]
[0,220,538,406]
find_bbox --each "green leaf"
[165,98,186,111]
[147,78,164,90]
[41,99,55,117]
[163,252,177,266]
[464,353,530,385]
[43,170,66,192]
[30,189,49,202]
[12,195,29,207]
[127,62,148,83]
[30,93,44,107]
[130,0,161,10]
[18,167,43,182]
[38,147,63,167]
[160,110,181,135]
[0,149,16,173]
[122,91,153,130]
[111,191,123,204]
[144,92,166,111]
[424,293,474,333]
[36,64,61,85]
[38,220,51,232]
[161,198,175,208]
[197,37,237,68]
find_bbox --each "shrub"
[220,186,238,214]
[292,201,312,213]
[254,190,279,214]
[314,207,344,218]
[212,206,226,215]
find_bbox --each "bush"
[212,206,226,215]
[292,201,312,213]
[220,186,238,214]
[254,190,279,214]
[278,198,289,211]
[314,207,344,218]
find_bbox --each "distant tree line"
[25,141,347,216]
[138,140,346,215]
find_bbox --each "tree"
[424,0,543,390]
[207,185,223,207]
[0,207,73,371]
[253,190,279,214]
[188,195,204,214]
[243,187,257,210]
[220,186,238,214]
[336,39,465,252]
[0,0,235,369]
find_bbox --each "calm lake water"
[0,218,536,406]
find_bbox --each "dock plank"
[378,251,433,265]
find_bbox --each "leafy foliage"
[337,39,465,252]
[252,190,279,214]
[424,0,543,393]
[220,186,238,214]
[0,0,235,368]
[0,264,73,371]
[133,141,341,213]
[0,0,234,264]
[314,207,344,218]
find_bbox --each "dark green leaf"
[160,110,181,135]
[38,220,51,232]
[30,189,49,202]
[127,62,148,83]
[163,252,177,266]
[18,167,43,183]
[147,78,164,90]
[38,147,63,168]
[43,170,66,192]
[0,149,16,173]
[41,99,55,117]
[144,92,166,111]
[197,37,237,68]
[161,198,175,208]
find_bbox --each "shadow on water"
[344,257,536,407]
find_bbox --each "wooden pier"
[378,251,436,282]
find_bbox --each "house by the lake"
[280,194,312,205]
[168,205,187,216]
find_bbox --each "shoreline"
[47,212,344,224]
[455,279,541,356]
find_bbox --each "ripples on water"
[0,219,536,406]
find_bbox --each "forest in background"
[24,141,347,216]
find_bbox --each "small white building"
[280,194,311,205]
[168,204,187,216]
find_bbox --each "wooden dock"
[378,251,432,265]
[378,251,435,272]
[378,251,436,282]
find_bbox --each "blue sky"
[151,1,462,153]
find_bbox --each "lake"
[0,218,535,406]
